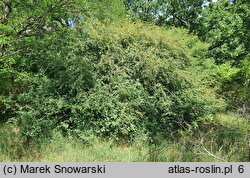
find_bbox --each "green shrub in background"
[216,56,250,109]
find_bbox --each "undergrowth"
[1,113,249,162]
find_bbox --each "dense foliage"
[126,0,250,109]
[196,0,250,107]
[126,0,207,31]
[0,0,248,148]
[0,0,225,144]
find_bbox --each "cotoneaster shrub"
[12,21,224,143]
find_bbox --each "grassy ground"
[0,113,249,162]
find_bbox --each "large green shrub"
[9,21,224,143]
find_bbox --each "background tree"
[126,0,209,31]
[196,0,250,108]
[196,0,248,64]
[0,0,87,121]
